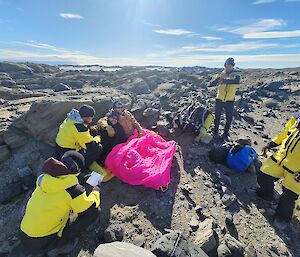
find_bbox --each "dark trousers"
[55,143,103,168]
[19,204,100,255]
[214,99,234,136]
[257,170,298,222]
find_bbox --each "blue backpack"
[227,145,257,173]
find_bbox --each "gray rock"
[143,107,159,117]
[0,144,10,162]
[263,99,278,108]
[189,217,199,232]
[151,230,208,257]
[217,244,231,257]
[1,79,16,87]
[104,222,125,243]
[93,242,156,257]
[132,235,146,247]
[245,245,257,257]
[222,193,236,207]
[195,218,217,253]
[224,234,244,255]
[0,62,32,73]
[0,183,22,204]
[52,83,71,92]
[3,128,28,149]
[241,114,255,125]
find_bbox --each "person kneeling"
[19,151,101,256]
[55,104,103,169]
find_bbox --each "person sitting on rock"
[95,110,127,165]
[256,112,300,229]
[209,57,241,140]
[112,100,144,139]
[55,104,103,168]
[19,151,101,257]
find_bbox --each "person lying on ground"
[257,111,300,229]
[19,151,101,257]
[95,110,127,165]
[55,104,103,168]
[209,57,241,140]
[112,100,144,138]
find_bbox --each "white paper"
[86,171,104,187]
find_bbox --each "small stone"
[224,234,244,255]
[217,244,231,257]
[189,217,199,232]
[133,235,146,247]
[222,193,236,207]
[195,218,217,253]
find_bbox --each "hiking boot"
[256,188,273,201]
[274,217,289,230]
[47,238,79,257]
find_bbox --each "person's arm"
[97,117,115,137]
[272,117,296,145]
[66,184,100,217]
[209,74,220,87]
[223,75,240,84]
[125,111,143,135]
[74,123,100,149]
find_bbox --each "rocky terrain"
[0,61,300,257]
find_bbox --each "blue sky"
[0,0,300,68]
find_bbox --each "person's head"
[113,100,125,114]
[224,57,235,73]
[61,151,85,174]
[79,105,95,124]
[106,110,119,126]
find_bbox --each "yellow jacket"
[56,118,100,151]
[20,169,100,238]
[210,70,240,102]
[271,117,300,174]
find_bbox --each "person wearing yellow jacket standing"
[55,105,103,168]
[18,151,101,256]
[210,57,240,140]
[257,112,300,228]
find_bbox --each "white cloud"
[15,40,69,53]
[148,41,279,57]
[59,13,83,19]
[244,30,300,39]
[154,28,195,36]
[253,0,276,4]
[1,49,300,68]
[201,36,223,41]
[142,20,161,28]
[219,19,285,34]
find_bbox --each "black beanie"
[79,105,95,118]
[61,151,85,173]
[224,57,235,67]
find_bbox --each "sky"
[0,0,300,68]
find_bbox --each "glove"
[293,111,300,119]
[261,141,278,155]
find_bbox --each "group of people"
[17,57,300,256]
[18,101,144,256]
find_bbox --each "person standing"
[210,57,240,140]
[257,112,300,228]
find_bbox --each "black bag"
[174,105,211,134]
[209,145,231,165]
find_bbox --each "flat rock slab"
[93,242,156,257]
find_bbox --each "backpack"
[174,105,211,134]
[226,145,257,173]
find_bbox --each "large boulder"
[3,128,28,149]
[11,99,112,146]
[0,62,32,73]
[93,242,156,257]
[1,79,17,87]
[52,83,71,92]
[0,144,10,162]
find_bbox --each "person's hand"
[138,130,144,137]
[89,125,98,136]
[261,145,271,156]
[219,72,227,79]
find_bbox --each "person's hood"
[37,157,79,193]
[67,109,84,123]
